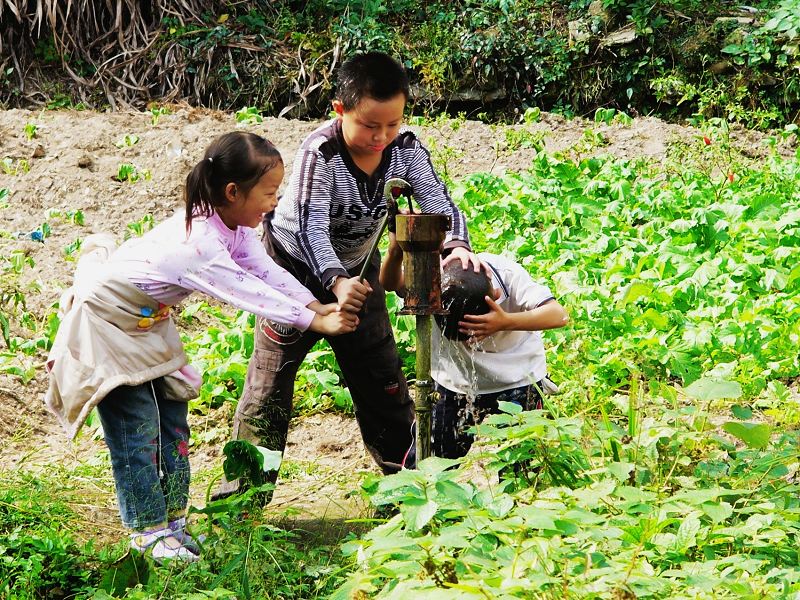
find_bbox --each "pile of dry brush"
[0,0,340,113]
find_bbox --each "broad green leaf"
[684,377,742,402]
[721,421,772,449]
[400,498,439,531]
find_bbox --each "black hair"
[434,261,492,341]
[335,51,410,111]
[184,131,282,232]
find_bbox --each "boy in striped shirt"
[219,51,480,501]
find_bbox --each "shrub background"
[1,0,798,128]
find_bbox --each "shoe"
[168,517,205,554]
[130,527,199,563]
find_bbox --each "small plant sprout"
[114,163,151,183]
[1,157,31,175]
[149,105,171,125]
[63,238,83,261]
[23,122,38,140]
[594,107,633,126]
[125,214,155,239]
[114,133,140,148]
[235,106,263,124]
[523,106,542,123]
[0,188,8,208]
[46,208,85,226]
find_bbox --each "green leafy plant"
[113,133,140,148]
[148,105,171,125]
[114,163,151,183]
[124,214,155,239]
[235,106,263,124]
[1,158,30,175]
[23,122,38,140]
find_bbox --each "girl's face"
[220,162,284,230]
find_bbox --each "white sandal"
[130,526,199,563]
[168,516,205,554]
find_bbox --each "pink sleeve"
[232,229,317,306]
[181,246,316,331]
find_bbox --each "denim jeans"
[97,379,190,530]
[431,383,543,459]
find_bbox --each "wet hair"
[434,261,492,341]
[184,131,282,232]
[335,51,410,111]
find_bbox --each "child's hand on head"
[459,294,509,344]
[332,276,373,313]
[443,248,483,272]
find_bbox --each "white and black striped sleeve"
[293,149,348,284]
[405,140,470,252]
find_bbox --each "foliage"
[234,106,263,124]
[449,125,800,400]
[1,1,798,128]
[0,464,349,600]
[0,471,108,599]
[114,163,150,183]
[124,214,155,239]
[339,390,800,597]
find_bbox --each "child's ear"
[224,182,238,203]
[492,287,501,301]
[332,100,345,118]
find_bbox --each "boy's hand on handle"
[310,309,359,335]
[332,276,372,313]
[443,247,483,272]
[459,295,510,344]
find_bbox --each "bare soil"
[0,106,789,532]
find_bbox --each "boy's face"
[333,92,405,159]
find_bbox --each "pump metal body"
[395,211,450,461]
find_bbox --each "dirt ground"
[0,106,790,533]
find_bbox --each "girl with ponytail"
[44,131,357,562]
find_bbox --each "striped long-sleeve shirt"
[270,119,470,286]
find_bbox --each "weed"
[124,214,155,239]
[1,158,30,175]
[113,134,140,148]
[23,122,37,140]
[235,106,263,124]
[114,163,151,183]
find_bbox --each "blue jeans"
[97,379,190,530]
[432,383,543,459]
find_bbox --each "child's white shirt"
[431,253,555,395]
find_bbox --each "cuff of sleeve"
[441,240,471,257]
[297,291,317,306]
[293,306,316,332]
[321,267,349,289]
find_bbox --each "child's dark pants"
[431,383,543,459]
[227,225,416,496]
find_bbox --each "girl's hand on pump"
[309,307,359,335]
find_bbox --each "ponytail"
[184,132,283,234]
[184,157,216,233]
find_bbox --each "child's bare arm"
[379,232,405,292]
[459,297,569,342]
